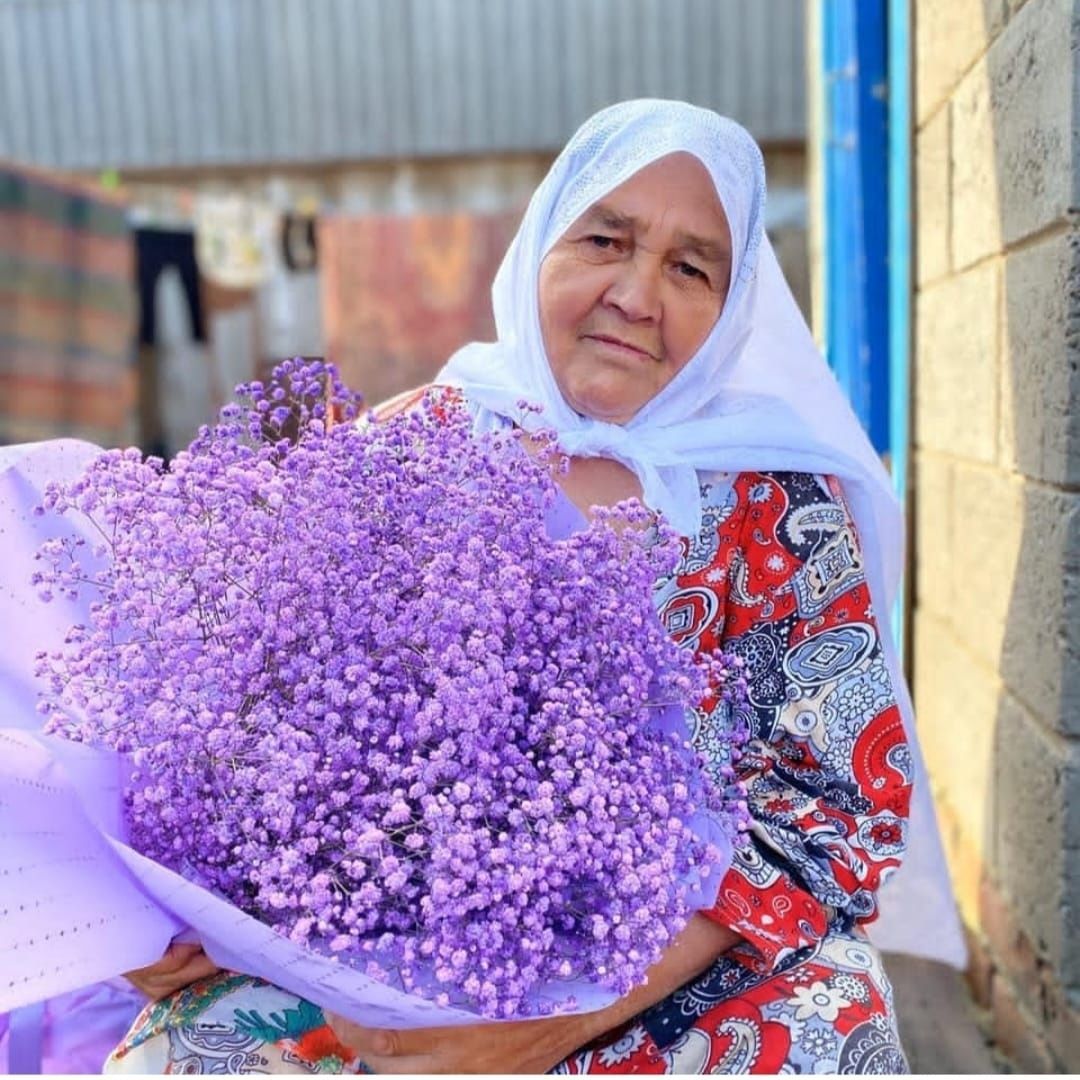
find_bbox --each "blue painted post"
[821,0,908,652]
[822,3,864,417]
[822,0,890,453]
[887,0,912,663]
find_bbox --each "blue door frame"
[822,0,890,454]
[819,0,911,658]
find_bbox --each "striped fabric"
[0,163,136,447]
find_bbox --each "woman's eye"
[586,234,619,250]
[675,261,708,282]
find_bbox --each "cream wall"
[912,0,1080,1069]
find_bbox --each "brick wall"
[913,0,1080,1068]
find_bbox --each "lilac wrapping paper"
[0,441,147,1071]
[0,439,729,1031]
[0,982,142,1074]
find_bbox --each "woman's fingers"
[323,1014,398,1055]
[123,943,221,999]
[171,949,220,984]
[320,1014,578,1074]
[322,1018,430,1075]
[156,942,204,972]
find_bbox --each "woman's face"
[537,152,732,425]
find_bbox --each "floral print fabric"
[667,470,912,974]
[555,924,907,1074]
[554,469,913,1073]
[104,973,364,1074]
[105,469,911,1074]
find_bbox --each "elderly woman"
[109,100,961,1074]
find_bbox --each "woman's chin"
[561,381,649,425]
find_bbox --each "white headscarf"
[438,99,965,966]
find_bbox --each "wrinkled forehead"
[541,101,766,288]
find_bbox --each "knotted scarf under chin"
[549,422,704,539]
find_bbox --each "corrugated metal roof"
[0,0,805,171]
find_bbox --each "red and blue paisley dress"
[556,468,911,1074]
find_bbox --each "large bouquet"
[33,360,749,1018]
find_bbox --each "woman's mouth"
[584,334,657,361]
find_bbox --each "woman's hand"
[326,914,742,1073]
[123,941,221,1000]
[324,1012,596,1075]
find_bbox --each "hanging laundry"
[281,212,318,272]
[134,228,206,345]
[194,193,276,290]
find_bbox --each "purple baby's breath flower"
[36,359,749,1019]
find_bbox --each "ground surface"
[885,954,1007,1074]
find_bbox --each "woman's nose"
[603,256,662,322]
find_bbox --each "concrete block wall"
[913,0,1080,1068]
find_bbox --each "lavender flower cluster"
[34,359,749,1018]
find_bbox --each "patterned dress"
[106,468,910,1075]
[555,469,911,1074]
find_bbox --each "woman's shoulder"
[695,469,858,559]
[700,468,847,510]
